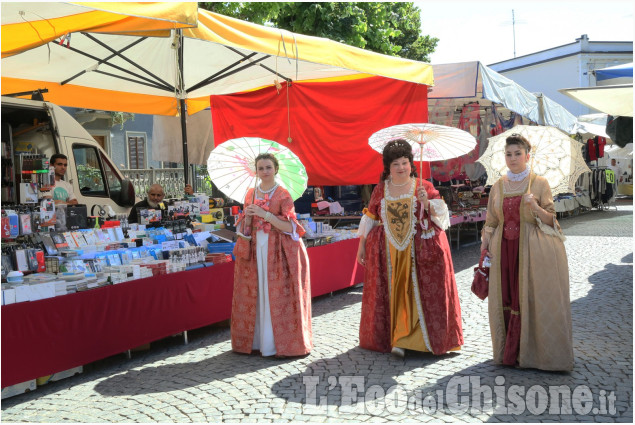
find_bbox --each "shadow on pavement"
[270,347,456,407]
[406,260,634,422]
[311,286,362,319]
[92,349,299,396]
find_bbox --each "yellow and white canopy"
[2,2,198,57]
[2,5,433,116]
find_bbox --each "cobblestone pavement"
[3,202,632,423]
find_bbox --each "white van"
[1,96,136,215]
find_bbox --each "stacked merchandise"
[1,224,220,306]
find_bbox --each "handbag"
[471,251,490,300]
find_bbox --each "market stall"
[427,61,579,182]
[1,238,363,389]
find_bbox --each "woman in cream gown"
[481,134,573,371]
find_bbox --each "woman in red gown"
[231,153,312,358]
[356,140,463,357]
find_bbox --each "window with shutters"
[126,133,146,169]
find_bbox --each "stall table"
[2,239,363,388]
[447,209,487,249]
[311,215,362,228]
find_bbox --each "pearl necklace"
[258,183,278,194]
[389,177,411,187]
[505,176,528,192]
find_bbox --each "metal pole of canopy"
[178,29,189,186]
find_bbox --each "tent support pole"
[178,29,189,185]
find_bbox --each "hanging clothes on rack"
[589,167,615,208]
[586,136,607,162]
[430,102,479,182]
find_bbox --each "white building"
[488,35,633,117]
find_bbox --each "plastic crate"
[207,242,236,253]
[207,242,236,260]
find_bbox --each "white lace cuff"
[282,218,301,241]
[429,199,450,230]
[357,214,378,238]
[536,215,566,242]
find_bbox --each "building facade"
[488,35,633,117]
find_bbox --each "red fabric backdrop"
[210,76,430,186]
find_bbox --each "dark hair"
[380,139,417,181]
[255,153,279,174]
[505,133,532,154]
[50,153,68,165]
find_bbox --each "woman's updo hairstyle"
[505,133,532,154]
[254,153,279,174]
[380,139,417,182]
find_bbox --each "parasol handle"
[238,177,258,241]
[419,134,424,186]
[249,177,258,235]
[527,147,535,194]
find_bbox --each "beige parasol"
[478,125,591,195]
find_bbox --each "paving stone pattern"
[2,202,632,423]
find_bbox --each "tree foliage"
[200,2,438,62]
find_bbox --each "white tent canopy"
[429,61,579,133]
[606,143,633,160]
[559,84,634,118]
[575,113,611,140]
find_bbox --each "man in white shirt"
[609,158,623,183]
[48,153,78,205]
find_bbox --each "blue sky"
[415,0,634,65]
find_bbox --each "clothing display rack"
[588,166,617,211]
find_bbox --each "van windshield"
[73,145,107,196]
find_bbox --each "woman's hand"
[245,204,266,218]
[480,238,491,259]
[357,241,366,267]
[523,193,540,213]
[417,187,430,209]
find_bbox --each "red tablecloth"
[1,238,363,387]
[308,238,364,297]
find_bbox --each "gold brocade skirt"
[388,243,461,353]
[388,243,429,352]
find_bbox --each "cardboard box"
[14,284,31,303]
[29,282,55,301]
[2,288,16,305]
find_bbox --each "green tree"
[200,2,438,62]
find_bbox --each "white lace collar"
[507,166,530,182]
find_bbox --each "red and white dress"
[231,187,312,356]
[358,179,463,354]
